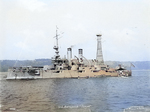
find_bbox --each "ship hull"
[6,69,132,80]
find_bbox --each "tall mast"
[96,34,104,65]
[56,27,58,47]
[53,26,60,60]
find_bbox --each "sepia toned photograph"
[0,0,150,112]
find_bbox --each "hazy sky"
[0,0,150,61]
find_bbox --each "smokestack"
[78,49,83,58]
[70,48,72,59]
[96,34,104,65]
[67,48,72,60]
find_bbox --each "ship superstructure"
[51,28,69,71]
[6,28,132,80]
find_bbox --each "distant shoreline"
[1,59,150,72]
[132,69,150,71]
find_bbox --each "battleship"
[6,29,131,80]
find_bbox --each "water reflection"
[1,71,150,112]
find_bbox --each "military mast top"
[96,34,104,65]
[53,26,60,60]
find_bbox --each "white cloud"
[15,41,28,50]
[1,0,150,61]
[18,0,48,12]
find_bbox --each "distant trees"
[0,59,51,72]
[0,59,150,72]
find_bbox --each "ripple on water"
[1,71,150,112]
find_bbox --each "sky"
[0,0,150,61]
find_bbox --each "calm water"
[0,70,150,112]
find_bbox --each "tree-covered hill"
[0,59,51,72]
[0,59,150,72]
[105,61,150,70]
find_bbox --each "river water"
[0,70,150,112]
